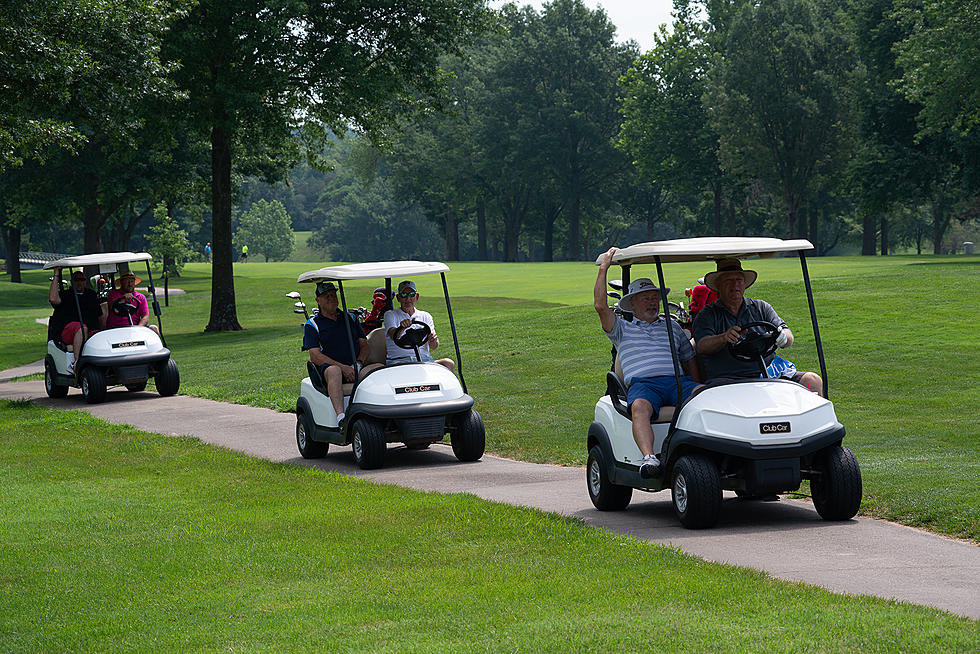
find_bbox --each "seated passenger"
[302,282,382,425]
[48,268,106,372]
[384,280,454,371]
[104,269,159,335]
[692,258,822,394]
[595,247,702,476]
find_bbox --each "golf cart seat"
[306,328,389,397]
[609,355,675,424]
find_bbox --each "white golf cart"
[42,252,179,404]
[292,261,484,469]
[587,237,862,528]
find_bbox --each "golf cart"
[587,237,862,528]
[291,261,484,469]
[42,252,179,404]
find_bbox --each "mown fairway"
[1,255,978,541]
[2,400,977,652]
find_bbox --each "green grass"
[2,256,979,541]
[1,400,976,652]
[289,230,322,262]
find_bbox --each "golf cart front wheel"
[44,358,69,398]
[451,409,485,462]
[587,446,632,511]
[671,454,722,529]
[351,418,386,469]
[156,359,180,397]
[80,366,107,404]
[811,445,862,521]
[296,410,328,459]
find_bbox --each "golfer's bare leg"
[630,398,656,456]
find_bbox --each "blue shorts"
[627,375,699,419]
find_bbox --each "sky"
[489,1,676,53]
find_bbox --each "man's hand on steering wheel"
[728,320,779,361]
[393,319,431,349]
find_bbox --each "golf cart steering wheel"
[112,298,139,317]
[393,320,431,350]
[728,320,779,361]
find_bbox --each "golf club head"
[293,301,306,309]
[285,291,301,299]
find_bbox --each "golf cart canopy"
[597,237,813,266]
[297,261,450,284]
[43,252,153,271]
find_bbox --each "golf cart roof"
[43,252,153,270]
[297,261,450,284]
[597,237,814,266]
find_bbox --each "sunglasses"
[72,276,86,282]
[397,291,417,298]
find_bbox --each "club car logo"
[395,384,439,394]
[111,341,146,349]
[760,421,791,434]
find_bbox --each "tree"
[234,200,295,262]
[147,202,192,295]
[163,1,493,331]
[708,0,853,239]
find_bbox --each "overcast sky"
[490,0,676,53]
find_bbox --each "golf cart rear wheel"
[451,409,485,462]
[80,366,107,404]
[671,454,722,529]
[587,446,632,511]
[811,445,862,521]
[351,418,386,469]
[156,359,180,397]
[44,358,69,398]
[296,410,328,459]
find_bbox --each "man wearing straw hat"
[104,269,159,335]
[693,258,822,393]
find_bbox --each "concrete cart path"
[1,379,977,620]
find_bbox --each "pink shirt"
[105,289,149,328]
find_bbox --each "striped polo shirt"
[606,315,695,385]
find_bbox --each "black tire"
[296,410,328,459]
[587,445,632,511]
[80,366,107,404]
[811,445,862,521]
[126,382,147,392]
[671,454,722,529]
[351,418,386,469]
[155,359,180,397]
[44,358,69,398]
[451,409,485,462]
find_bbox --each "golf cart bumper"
[77,350,171,384]
[347,395,474,421]
[668,423,846,460]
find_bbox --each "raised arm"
[594,247,617,333]
[48,268,63,306]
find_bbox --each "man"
[384,280,454,371]
[302,282,382,425]
[48,268,106,373]
[692,258,822,393]
[103,269,160,334]
[240,244,248,263]
[204,242,211,263]
[595,247,701,476]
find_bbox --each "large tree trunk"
[444,206,459,260]
[880,217,889,255]
[502,212,520,262]
[3,224,22,283]
[205,121,243,332]
[727,199,736,236]
[931,196,951,255]
[861,213,876,255]
[477,200,487,261]
[542,202,562,262]
[565,195,581,261]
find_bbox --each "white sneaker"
[638,453,661,478]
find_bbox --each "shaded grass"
[2,256,980,541]
[1,400,976,652]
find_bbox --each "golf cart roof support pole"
[440,272,467,395]
[621,264,631,290]
[141,260,167,347]
[654,256,684,441]
[337,280,361,397]
[798,251,829,398]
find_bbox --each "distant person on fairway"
[384,280,454,371]
[595,247,701,477]
[302,282,381,425]
[48,268,107,372]
[204,242,211,263]
[692,258,822,394]
[240,244,248,263]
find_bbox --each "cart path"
[1,379,977,620]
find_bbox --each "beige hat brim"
[704,269,756,292]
